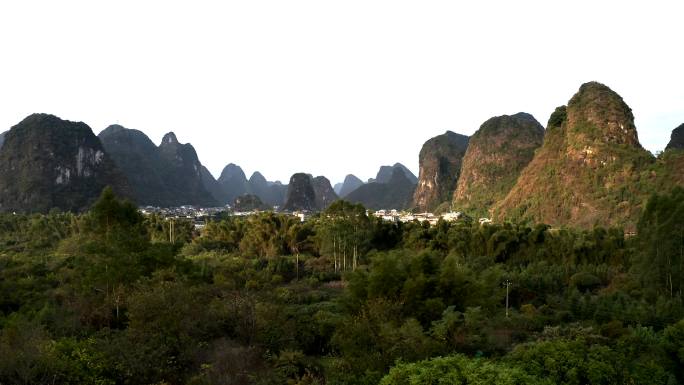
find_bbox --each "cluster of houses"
[372,209,492,226]
[138,205,492,230]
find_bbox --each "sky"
[0,1,682,185]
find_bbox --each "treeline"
[0,188,683,384]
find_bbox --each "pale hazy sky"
[1,1,682,184]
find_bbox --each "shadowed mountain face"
[248,171,287,207]
[0,131,6,149]
[200,166,226,204]
[265,182,288,208]
[666,123,684,150]
[99,126,217,207]
[494,82,662,229]
[312,176,338,209]
[282,173,338,211]
[248,171,269,198]
[99,125,170,205]
[452,113,544,216]
[338,174,364,198]
[0,114,130,213]
[283,173,318,211]
[346,168,415,210]
[218,163,249,204]
[154,132,218,206]
[232,194,270,212]
[413,131,469,212]
[375,163,418,184]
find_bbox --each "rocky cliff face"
[412,131,469,212]
[312,176,338,209]
[666,123,684,150]
[494,82,657,229]
[338,174,364,197]
[100,126,217,207]
[0,131,6,150]
[283,173,318,211]
[452,113,544,216]
[346,168,415,210]
[0,114,130,212]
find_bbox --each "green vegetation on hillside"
[1,189,684,384]
[494,83,683,230]
[453,113,544,217]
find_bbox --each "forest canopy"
[0,188,683,384]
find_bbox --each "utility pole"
[503,279,512,318]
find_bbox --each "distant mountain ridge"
[213,165,287,207]
[375,163,417,184]
[337,174,364,197]
[218,163,250,204]
[2,81,681,223]
[248,171,287,207]
[346,168,415,210]
[99,125,217,207]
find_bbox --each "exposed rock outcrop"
[0,114,130,212]
[412,131,469,211]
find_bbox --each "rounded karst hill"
[453,112,544,216]
[494,82,656,229]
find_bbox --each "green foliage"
[1,192,684,384]
[633,187,684,298]
[380,354,547,385]
[548,105,567,129]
